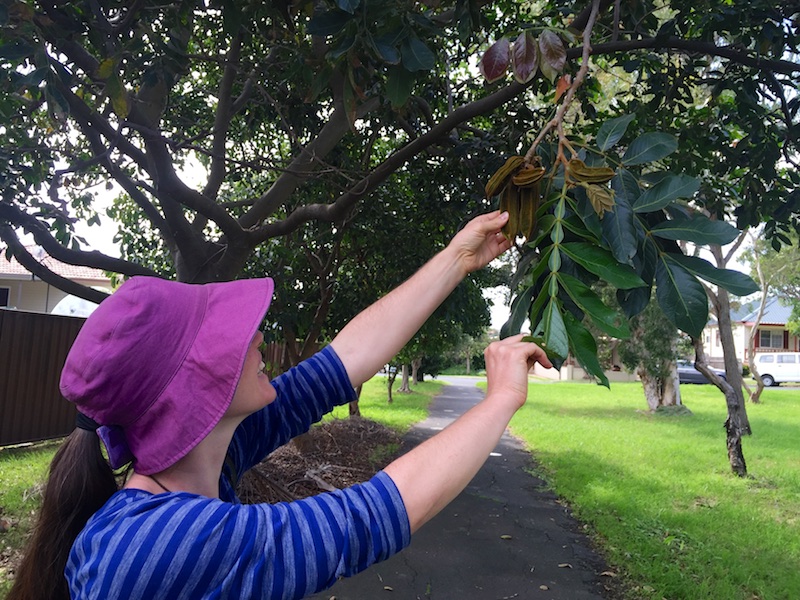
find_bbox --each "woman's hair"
[7,430,119,600]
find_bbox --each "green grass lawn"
[326,376,443,432]
[508,381,800,600]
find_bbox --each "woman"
[9,210,551,599]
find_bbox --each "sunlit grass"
[0,439,61,595]
[326,376,443,433]
[507,381,800,600]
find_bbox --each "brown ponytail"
[7,430,119,600]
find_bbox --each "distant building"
[702,296,798,366]
[0,246,112,314]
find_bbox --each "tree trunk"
[386,369,398,403]
[411,358,422,384]
[397,364,412,393]
[638,369,663,411]
[349,384,362,417]
[465,353,471,375]
[637,364,682,411]
[693,334,751,478]
[701,243,752,476]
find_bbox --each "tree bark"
[397,364,412,393]
[349,384,362,417]
[698,244,752,477]
[386,369,398,403]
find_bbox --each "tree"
[1,1,795,292]
[1,1,796,472]
[617,301,683,411]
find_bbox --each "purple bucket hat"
[60,276,274,474]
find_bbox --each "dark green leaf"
[650,215,739,245]
[401,36,436,72]
[596,114,636,151]
[603,178,638,264]
[328,35,356,60]
[655,256,708,337]
[501,284,535,338]
[385,66,414,108]
[560,243,646,289]
[669,254,759,296]
[622,132,678,166]
[612,168,641,205]
[563,311,609,388]
[307,11,352,36]
[528,247,554,284]
[633,174,700,213]
[0,40,35,61]
[542,299,570,358]
[373,39,400,64]
[336,0,361,13]
[559,273,631,339]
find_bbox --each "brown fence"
[0,309,85,447]
[1,309,294,447]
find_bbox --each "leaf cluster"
[501,115,758,386]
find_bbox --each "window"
[0,287,8,307]
[778,354,796,364]
[759,329,784,348]
[759,354,774,363]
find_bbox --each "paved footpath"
[309,377,614,600]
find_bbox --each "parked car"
[676,360,726,384]
[753,352,800,386]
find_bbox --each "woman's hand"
[448,211,513,275]
[484,335,553,411]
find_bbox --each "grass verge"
[508,381,800,600]
[326,376,443,433]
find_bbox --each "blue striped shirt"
[66,346,411,599]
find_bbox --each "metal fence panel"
[0,310,84,446]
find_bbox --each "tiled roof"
[0,246,110,283]
[739,296,793,326]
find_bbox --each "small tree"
[618,301,683,411]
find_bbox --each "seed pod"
[567,158,615,184]
[511,165,546,188]
[518,182,541,241]
[485,155,525,197]
[585,184,616,218]
[499,184,521,240]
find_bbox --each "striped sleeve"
[66,472,411,600]
[225,345,358,482]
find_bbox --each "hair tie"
[75,412,100,432]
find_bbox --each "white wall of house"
[701,322,799,368]
[0,276,110,313]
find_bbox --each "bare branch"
[0,203,156,278]
[0,226,111,304]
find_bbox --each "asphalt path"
[308,376,614,600]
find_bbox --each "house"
[702,296,798,367]
[0,246,112,314]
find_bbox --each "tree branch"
[250,80,526,241]
[203,30,244,201]
[0,225,111,305]
[0,203,157,278]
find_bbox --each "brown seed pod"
[567,158,615,184]
[485,155,525,197]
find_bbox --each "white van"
[753,352,800,386]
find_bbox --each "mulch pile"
[237,417,403,504]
